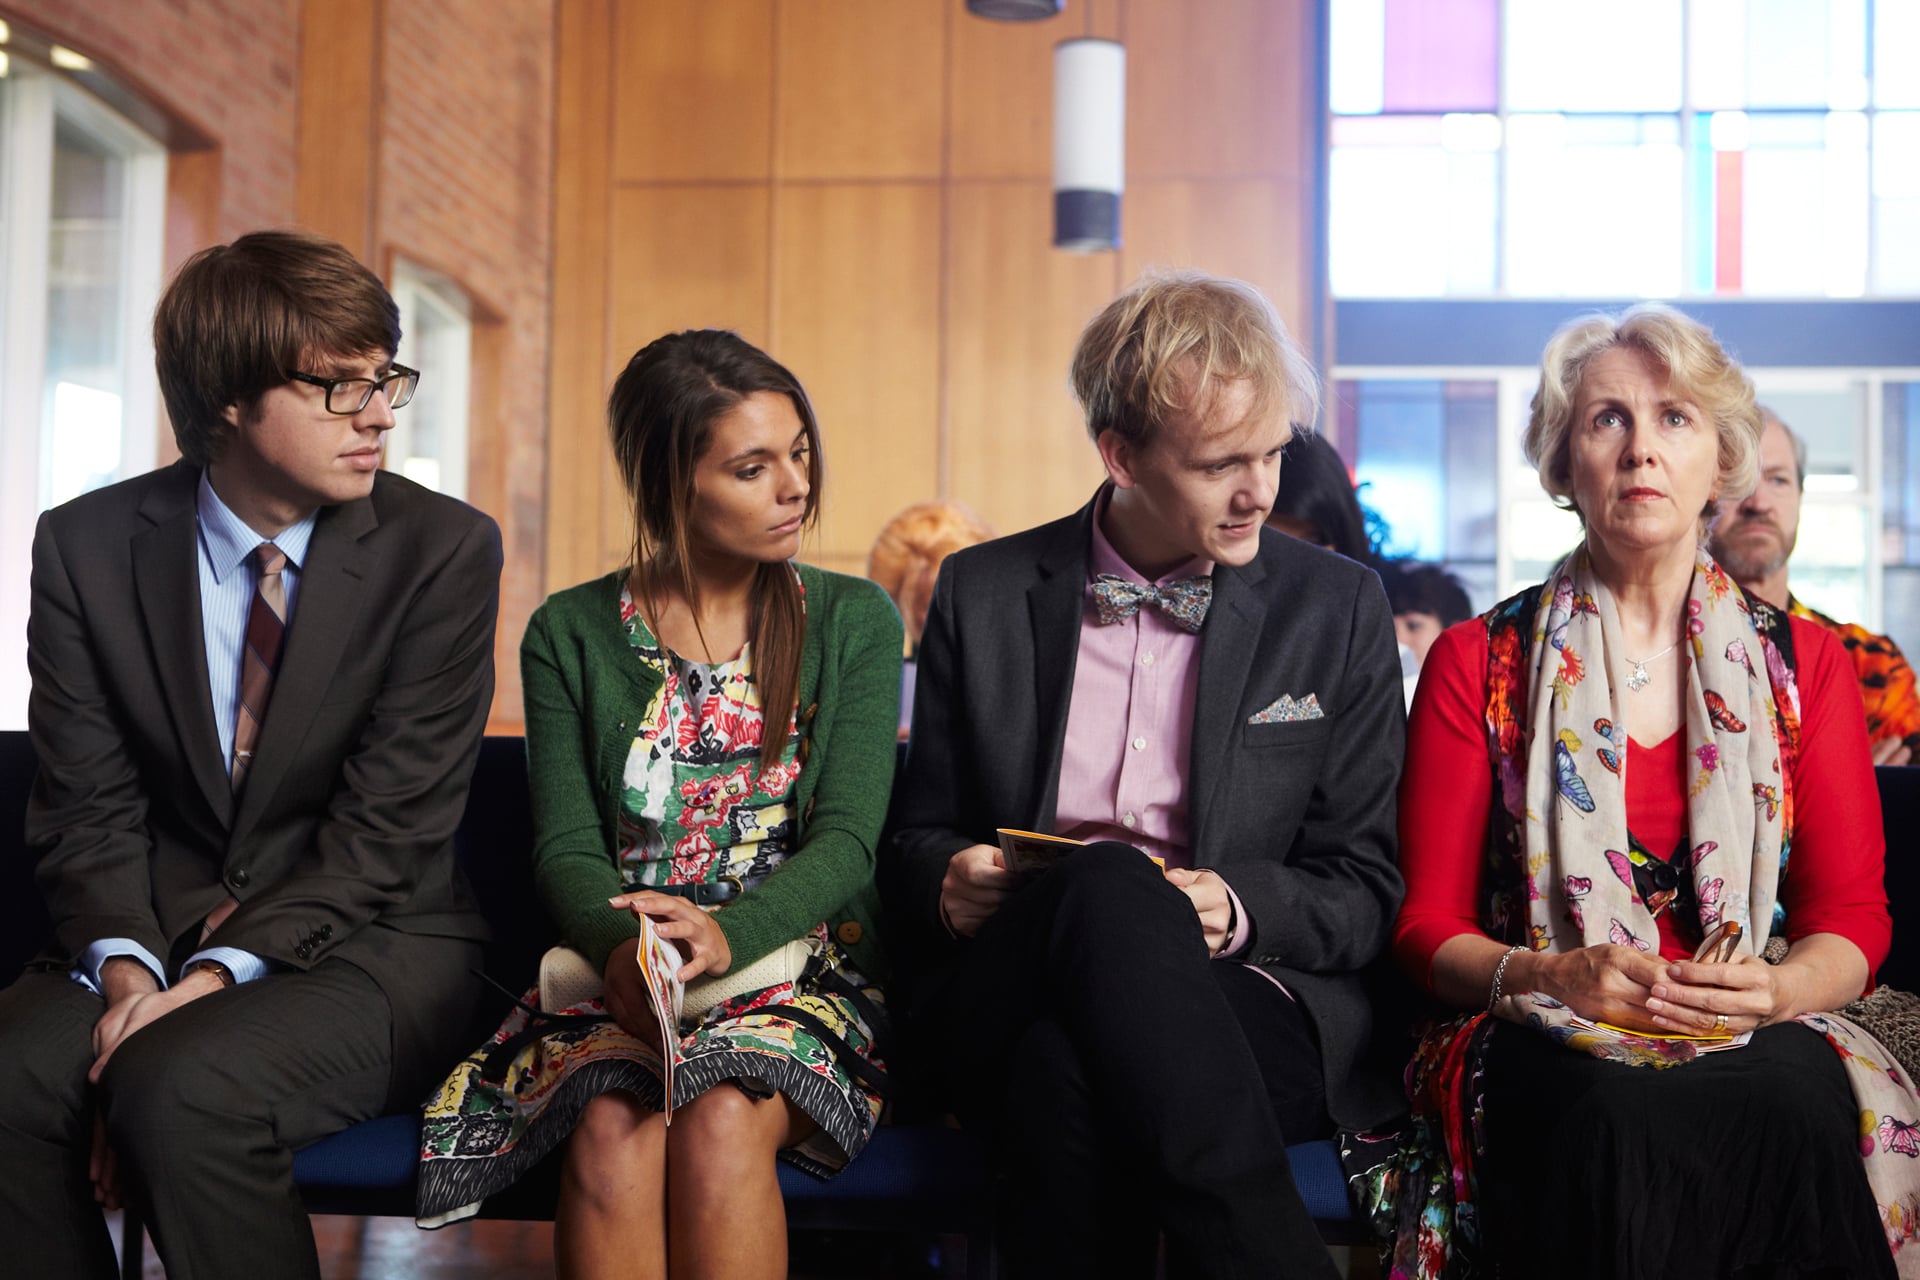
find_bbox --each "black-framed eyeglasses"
[285,363,420,415]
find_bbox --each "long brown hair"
[608,330,823,777]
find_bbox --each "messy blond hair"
[1525,303,1760,522]
[1069,271,1320,446]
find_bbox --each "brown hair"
[867,502,995,648]
[154,230,401,466]
[1524,303,1760,523]
[1069,270,1320,447]
[609,330,823,778]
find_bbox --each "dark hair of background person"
[1267,430,1373,564]
[608,329,823,777]
[1381,560,1474,629]
[154,229,401,467]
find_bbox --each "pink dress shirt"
[1053,492,1251,956]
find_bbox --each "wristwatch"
[184,959,236,988]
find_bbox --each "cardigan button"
[835,921,863,946]
[804,796,817,823]
[802,702,819,724]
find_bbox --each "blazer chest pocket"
[1241,718,1334,749]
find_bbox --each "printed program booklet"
[634,911,689,1121]
[994,828,1167,876]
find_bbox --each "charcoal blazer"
[25,461,499,1069]
[885,492,1408,1128]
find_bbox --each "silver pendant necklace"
[1623,640,1681,692]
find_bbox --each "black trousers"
[1480,1019,1896,1280]
[0,938,479,1280]
[911,845,1339,1280]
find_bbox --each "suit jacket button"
[229,868,250,889]
[295,943,311,959]
[835,921,863,946]
[320,925,334,939]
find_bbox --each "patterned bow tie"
[1090,573,1213,633]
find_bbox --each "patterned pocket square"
[1249,692,1324,724]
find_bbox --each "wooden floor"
[111,1214,1375,1278]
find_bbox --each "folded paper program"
[1249,692,1323,724]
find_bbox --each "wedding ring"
[1713,1013,1729,1033]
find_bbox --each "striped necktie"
[232,543,287,789]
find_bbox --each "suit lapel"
[1028,499,1097,830]
[230,496,376,839]
[130,469,231,824]
[1189,555,1268,864]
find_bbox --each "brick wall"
[3,0,555,727]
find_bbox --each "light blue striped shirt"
[72,474,317,994]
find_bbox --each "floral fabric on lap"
[415,586,885,1226]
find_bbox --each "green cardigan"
[520,562,903,984]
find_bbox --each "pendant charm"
[1626,661,1651,692]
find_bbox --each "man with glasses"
[0,230,502,1278]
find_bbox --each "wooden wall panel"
[772,184,943,565]
[548,0,618,591]
[1122,179,1313,349]
[1125,0,1308,181]
[611,0,773,182]
[608,186,772,357]
[945,181,1114,536]
[293,0,379,256]
[773,1,945,180]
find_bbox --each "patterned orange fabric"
[1789,597,1920,748]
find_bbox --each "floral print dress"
[415,588,886,1226]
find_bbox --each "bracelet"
[1487,944,1525,1012]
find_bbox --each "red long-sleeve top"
[1394,615,1891,994]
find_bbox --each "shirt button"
[1132,737,1146,750]
[1141,652,1155,666]
[1121,812,1137,828]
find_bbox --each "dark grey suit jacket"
[25,461,500,1070]
[885,494,1407,1128]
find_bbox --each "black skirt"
[1479,1020,1895,1280]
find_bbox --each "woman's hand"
[610,891,733,983]
[1646,952,1787,1034]
[601,937,664,1050]
[1521,944,1671,1032]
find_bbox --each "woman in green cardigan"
[416,331,903,1280]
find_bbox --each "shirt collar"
[1087,484,1213,587]
[196,471,318,584]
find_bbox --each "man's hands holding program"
[940,843,1233,953]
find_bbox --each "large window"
[0,52,168,728]
[387,259,472,500]
[1329,0,1920,298]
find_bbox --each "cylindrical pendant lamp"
[1053,37,1125,252]
[964,0,1063,19]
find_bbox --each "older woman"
[1385,304,1918,1278]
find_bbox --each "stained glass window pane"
[1381,0,1498,113]
[1505,118,1684,296]
[1744,0,1831,108]
[1331,0,1387,114]
[1329,145,1452,295]
[1873,114,1920,292]
[1688,0,1747,110]
[1505,0,1683,113]
[1740,113,1868,295]
[1874,0,1920,108]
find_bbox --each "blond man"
[884,273,1406,1278]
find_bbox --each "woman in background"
[867,501,994,737]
